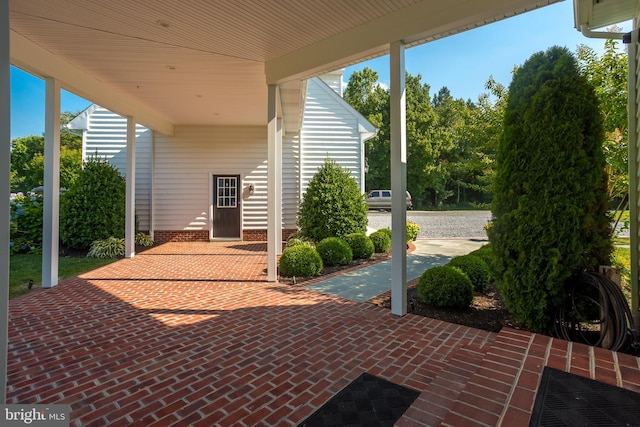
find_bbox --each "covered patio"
[7,241,640,426]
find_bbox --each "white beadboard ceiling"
[9,0,562,135]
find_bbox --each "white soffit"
[574,0,638,31]
[10,0,560,132]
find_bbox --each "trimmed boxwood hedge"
[369,230,391,253]
[345,233,374,259]
[448,255,490,293]
[316,237,353,266]
[417,265,473,309]
[279,245,323,277]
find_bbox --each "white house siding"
[300,77,364,196]
[153,126,268,238]
[282,132,300,230]
[76,106,153,232]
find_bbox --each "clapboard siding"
[70,70,373,240]
[76,106,153,231]
[283,132,300,229]
[153,126,268,233]
[301,77,363,195]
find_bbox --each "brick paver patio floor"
[7,241,640,426]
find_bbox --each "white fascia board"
[11,30,174,136]
[66,103,100,130]
[266,0,557,84]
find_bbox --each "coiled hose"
[553,271,639,352]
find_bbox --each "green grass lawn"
[9,254,116,299]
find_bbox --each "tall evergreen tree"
[490,46,612,332]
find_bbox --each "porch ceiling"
[574,0,638,32]
[10,0,559,135]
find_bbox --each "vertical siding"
[153,126,268,233]
[83,107,152,231]
[300,78,362,197]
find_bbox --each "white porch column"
[1,0,10,404]
[276,117,283,254]
[42,77,61,288]
[267,84,281,281]
[390,41,407,316]
[125,116,136,258]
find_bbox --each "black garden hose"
[553,271,639,352]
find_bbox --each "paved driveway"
[7,241,639,426]
[368,210,491,239]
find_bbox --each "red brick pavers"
[7,241,640,426]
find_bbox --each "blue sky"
[10,0,631,140]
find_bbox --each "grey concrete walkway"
[306,239,487,302]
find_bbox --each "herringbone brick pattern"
[7,241,640,426]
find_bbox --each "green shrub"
[448,255,490,293]
[60,157,126,250]
[379,228,392,239]
[377,224,418,243]
[490,46,612,332]
[369,230,391,253]
[417,265,473,309]
[135,232,154,247]
[279,245,323,277]
[316,237,353,266]
[469,245,497,280]
[285,236,316,249]
[87,237,125,259]
[406,221,420,241]
[297,159,368,241]
[9,193,43,254]
[344,233,374,259]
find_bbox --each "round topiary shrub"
[448,255,490,293]
[379,228,392,239]
[369,230,391,253]
[344,233,374,259]
[469,245,497,280]
[297,159,368,241]
[279,245,323,277]
[316,237,353,266]
[417,265,473,309]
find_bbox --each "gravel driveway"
[367,210,491,239]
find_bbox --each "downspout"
[625,25,639,331]
[580,24,626,40]
[580,23,639,332]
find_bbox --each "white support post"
[627,25,639,329]
[267,85,280,281]
[125,116,136,258]
[276,118,283,254]
[390,41,407,316]
[43,77,60,288]
[1,0,10,404]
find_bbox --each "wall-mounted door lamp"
[248,184,255,195]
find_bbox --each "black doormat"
[298,372,420,427]
[529,366,640,426]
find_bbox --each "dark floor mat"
[298,372,420,427]
[529,366,640,426]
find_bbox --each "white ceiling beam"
[266,0,558,84]
[10,30,174,135]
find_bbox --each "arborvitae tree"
[297,159,368,241]
[489,46,612,332]
[60,156,126,250]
